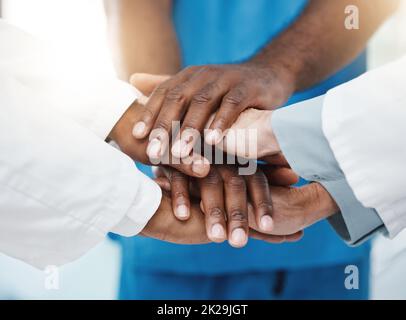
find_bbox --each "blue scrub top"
[120,0,370,274]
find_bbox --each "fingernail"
[205,129,222,145]
[133,121,146,138]
[171,139,189,158]
[147,138,162,159]
[192,159,209,176]
[176,204,189,219]
[230,228,247,247]
[211,224,225,239]
[260,215,274,232]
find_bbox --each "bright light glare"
[3,0,116,77]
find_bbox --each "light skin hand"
[248,183,339,237]
[210,108,279,160]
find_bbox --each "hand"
[249,183,339,236]
[156,165,301,248]
[108,99,210,178]
[213,108,280,160]
[140,193,210,245]
[130,63,293,160]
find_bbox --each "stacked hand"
[155,165,303,247]
[109,71,339,247]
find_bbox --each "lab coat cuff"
[272,95,343,182]
[322,179,385,246]
[111,170,162,237]
[83,80,142,140]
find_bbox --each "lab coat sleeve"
[0,18,142,140]
[323,56,406,239]
[272,96,384,245]
[0,73,161,269]
[0,21,162,269]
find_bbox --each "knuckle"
[192,91,212,104]
[229,210,248,222]
[153,85,168,97]
[226,176,246,190]
[166,86,188,103]
[224,88,245,106]
[249,172,268,187]
[254,201,272,212]
[155,119,171,131]
[224,95,243,106]
[208,207,224,219]
[171,172,187,183]
[203,170,222,185]
[173,191,188,199]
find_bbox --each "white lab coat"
[0,20,161,269]
[323,55,406,238]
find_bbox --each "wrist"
[258,111,281,158]
[247,56,296,101]
[304,183,339,227]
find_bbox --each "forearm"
[272,96,385,245]
[104,0,181,80]
[251,0,399,92]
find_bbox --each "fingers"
[219,166,249,248]
[150,68,227,158]
[198,168,227,243]
[206,86,252,144]
[165,169,191,221]
[261,165,300,186]
[261,153,290,166]
[285,230,304,242]
[129,73,171,96]
[249,229,304,243]
[172,79,229,158]
[168,152,211,178]
[148,81,194,155]
[247,203,304,242]
[141,194,210,245]
[154,176,171,192]
[245,170,274,233]
[132,68,194,140]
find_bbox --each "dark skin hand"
[156,170,339,245]
[132,63,293,160]
[140,193,209,245]
[156,165,302,248]
[108,99,210,178]
[128,0,398,160]
[141,192,299,246]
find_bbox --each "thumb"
[129,73,170,96]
